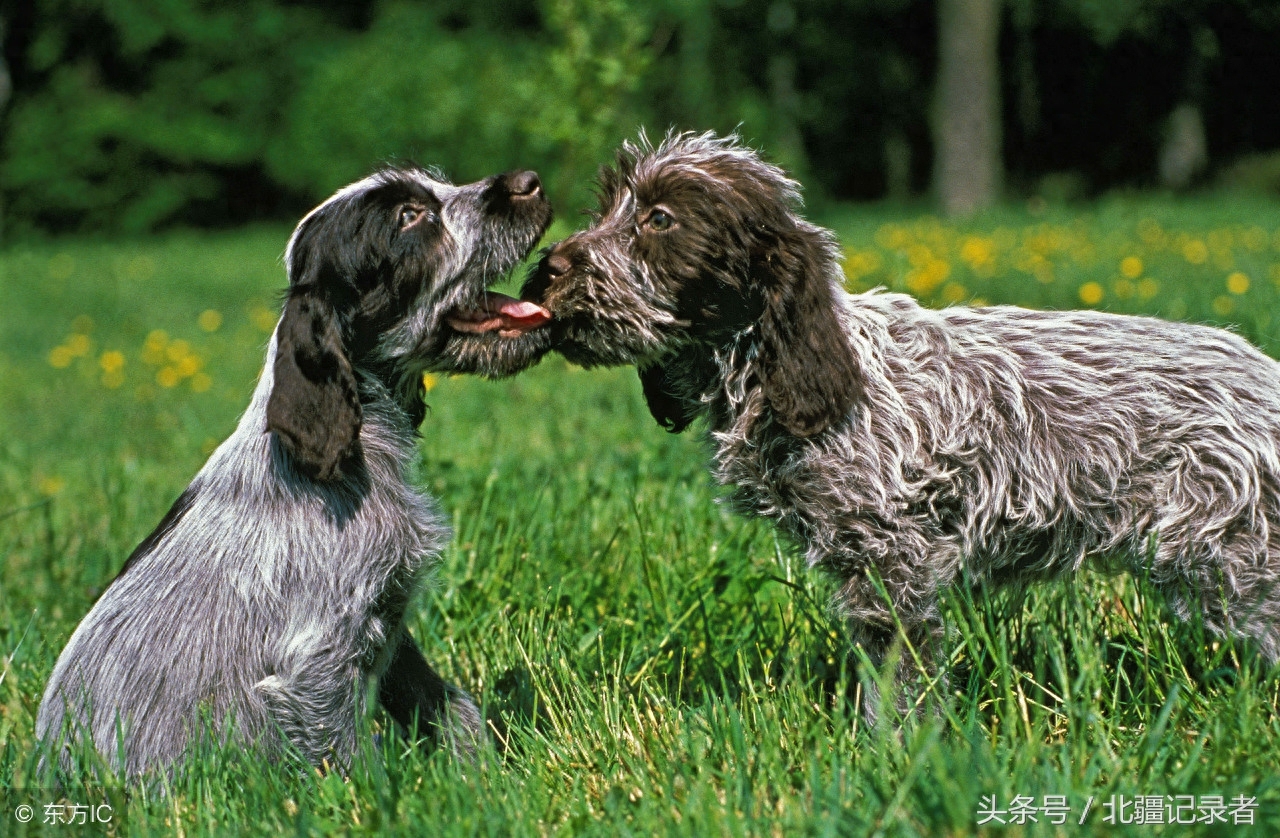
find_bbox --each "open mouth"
[446,292,551,338]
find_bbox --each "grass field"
[3,194,1280,835]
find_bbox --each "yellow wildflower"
[1119,256,1143,279]
[142,330,170,365]
[157,367,181,388]
[99,350,125,373]
[875,223,909,250]
[65,333,91,357]
[423,373,439,393]
[48,346,74,368]
[198,309,223,332]
[250,304,278,333]
[842,248,883,283]
[190,372,213,393]
[166,339,191,363]
[1226,272,1250,295]
[1137,278,1160,299]
[1183,240,1208,265]
[905,256,951,295]
[1212,296,1234,317]
[38,476,66,496]
[1078,282,1104,306]
[959,237,996,272]
[176,355,202,378]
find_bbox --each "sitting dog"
[37,166,553,775]
[461,131,1280,721]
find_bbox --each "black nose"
[545,247,572,277]
[503,170,542,198]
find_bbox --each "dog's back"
[717,290,1280,657]
[36,339,447,776]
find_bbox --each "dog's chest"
[711,422,818,535]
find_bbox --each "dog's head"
[266,166,552,480]
[519,131,859,438]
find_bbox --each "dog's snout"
[545,246,573,277]
[503,170,542,199]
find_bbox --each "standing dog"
[37,166,553,775]
[457,131,1280,721]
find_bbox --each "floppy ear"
[267,293,362,481]
[755,226,860,437]
[639,361,697,433]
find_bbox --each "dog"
[36,165,553,776]
[456,130,1280,721]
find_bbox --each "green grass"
[3,196,1280,835]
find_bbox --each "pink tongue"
[447,292,550,335]
[497,299,551,327]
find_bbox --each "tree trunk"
[1158,102,1207,190]
[933,0,1002,217]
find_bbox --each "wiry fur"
[501,131,1280,721]
[37,166,552,775]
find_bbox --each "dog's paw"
[439,689,486,760]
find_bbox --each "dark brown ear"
[267,293,362,481]
[639,361,697,433]
[755,226,860,437]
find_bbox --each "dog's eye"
[645,209,675,232]
[398,206,430,229]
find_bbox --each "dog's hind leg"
[378,632,483,757]
[1141,485,1280,666]
[848,619,947,729]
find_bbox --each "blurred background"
[4,6,1280,826]
[1,0,1278,236]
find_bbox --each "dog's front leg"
[378,632,483,757]
[848,618,946,729]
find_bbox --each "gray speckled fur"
[716,294,1280,678]
[37,167,550,775]
[38,345,446,774]
[526,132,1280,722]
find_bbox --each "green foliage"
[267,0,652,210]
[529,0,653,202]
[1219,150,1280,196]
[266,3,544,197]
[0,0,336,233]
[3,0,1280,232]
[3,198,1280,833]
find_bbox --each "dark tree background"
[1,0,1278,234]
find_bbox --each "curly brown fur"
[499,130,1280,723]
